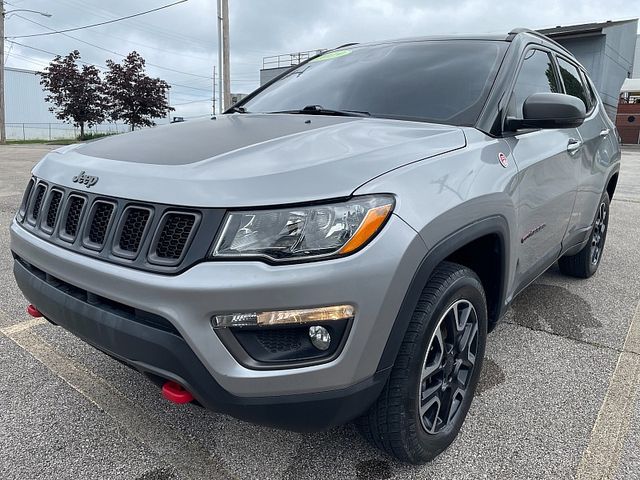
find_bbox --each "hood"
[33,114,466,207]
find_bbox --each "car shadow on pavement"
[507,283,601,341]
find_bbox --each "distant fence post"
[22,124,26,141]
[49,124,52,141]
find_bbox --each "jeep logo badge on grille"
[72,171,99,188]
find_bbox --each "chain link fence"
[6,123,130,141]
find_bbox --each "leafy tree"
[39,50,106,139]
[104,52,173,130]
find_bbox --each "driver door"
[502,48,580,292]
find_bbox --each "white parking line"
[576,301,640,480]
[0,317,46,335]
[0,315,237,480]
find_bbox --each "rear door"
[555,56,613,240]
[502,48,580,291]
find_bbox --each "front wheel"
[559,191,610,278]
[356,262,487,463]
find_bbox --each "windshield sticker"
[311,50,352,62]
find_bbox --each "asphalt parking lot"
[0,144,639,480]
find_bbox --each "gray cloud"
[3,0,639,118]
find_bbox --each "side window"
[557,58,590,111]
[580,70,597,110]
[509,49,560,118]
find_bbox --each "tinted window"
[243,41,508,126]
[557,58,589,110]
[579,70,597,110]
[509,49,559,118]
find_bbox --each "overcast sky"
[3,0,639,118]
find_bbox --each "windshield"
[242,40,507,126]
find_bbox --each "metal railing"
[5,122,130,141]
[262,49,325,69]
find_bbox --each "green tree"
[104,52,173,130]
[39,50,106,139]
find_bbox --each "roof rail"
[507,27,572,55]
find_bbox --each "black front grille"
[16,179,225,274]
[88,202,114,246]
[31,184,46,221]
[155,213,197,260]
[63,196,85,240]
[117,207,151,254]
[45,191,63,230]
[18,179,35,220]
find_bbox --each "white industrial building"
[5,66,166,140]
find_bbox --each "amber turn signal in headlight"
[211,195,394,262]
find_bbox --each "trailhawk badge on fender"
[72,171,99,188]
[498,152,508,168]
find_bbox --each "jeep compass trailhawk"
[11,29,620,463]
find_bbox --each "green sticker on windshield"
[311,50,352,62]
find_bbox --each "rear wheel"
[559,191,610,278]
[356,262,487,463]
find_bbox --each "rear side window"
[557,58,590,110]
[580,70,597,110]
[509,49,559,118]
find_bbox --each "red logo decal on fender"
[498,152,508,168]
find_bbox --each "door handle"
[567,139,582,153]
[599,128,610,137]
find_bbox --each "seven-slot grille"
[62,195,86,240]
[87,201,115,246]
[17,178,215,273]
[114,206,152,258]
[155,213,197,260]
[29,184,46,223]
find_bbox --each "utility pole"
[1,0,6,144]
[212,65,216,114]
[0,3,50,143]
[216,0,223,113]
[221,0,230,110]
[216,0,231,112]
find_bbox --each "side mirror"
[505,92,586,131]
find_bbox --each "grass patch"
[6,139,78,145]
[6,131,118,146]
[78,132,115,141]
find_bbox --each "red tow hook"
[162,381,194,404]
[27,304,43,318]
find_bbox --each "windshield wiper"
[227,105,247,113]
[267,105,370,117]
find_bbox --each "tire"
[356,261,488,463]
[559,191,610,279]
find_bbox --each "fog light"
[309,326,331,350]
[213,305,354,328]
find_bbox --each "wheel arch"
[606,170,619,200]
[376,215,510,372]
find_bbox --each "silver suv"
[10,29,620,463]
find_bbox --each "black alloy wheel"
[590,201,608,266]
[419,299,479,434]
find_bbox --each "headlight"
[211,195,394,262]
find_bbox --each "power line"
[173,98,213,106]
[6,0,188,39]
[6,40,258,90]
[52,0,279,60]
[5,40,213,93]
[13,14,212,80]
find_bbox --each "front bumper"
[10,215,426,427]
